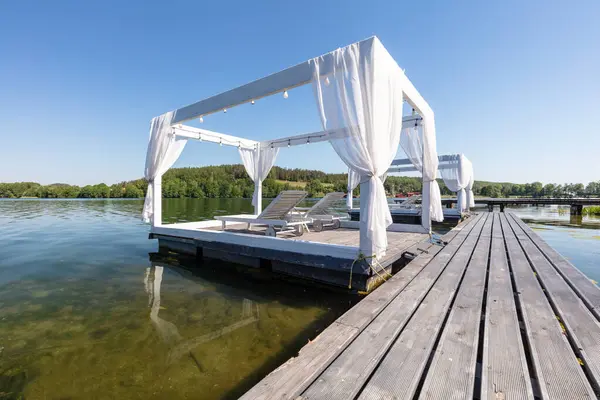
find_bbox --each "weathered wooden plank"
[240,215,483,400]
[481,213,534,400]
[508,212,600,320]
[505,213,600,390]
[499,214,596,399]
[356,215,488,400]
[300,215,486,400]
[418,213,493,399]
[337,215,482,331]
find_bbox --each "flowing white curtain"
[400,123,444,224]
[466,172,475,208]
[439,154,471,212]
[142,111,187,223]
[310,37,403,258]
[346,168,360,209]
[239,146,279,207]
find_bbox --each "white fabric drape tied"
[310,37,403,259]
[439,154,472,213]
[346,168,361,209]
[142,111,187,223]
[466,173,475,208]
[239,146,279,207]
[400,122,444,223]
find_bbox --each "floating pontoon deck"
[143,36,452,292]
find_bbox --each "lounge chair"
[290,192,347,232]
[214,190,309,237]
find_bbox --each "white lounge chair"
[214,190,309,237]
[291,192,347,232]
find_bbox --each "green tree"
[124,184,143,198]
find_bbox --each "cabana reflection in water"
[143,36,450,292]
[144,265,259,366]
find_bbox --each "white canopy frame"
[144,36,441,260]
[387,154,475,213]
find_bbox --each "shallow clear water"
[0,199,356,399]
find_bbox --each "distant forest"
[1,164,599,199]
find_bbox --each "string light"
[219,139,222,146]
[238,142,241,148]
[270,143,274,149]
[287,139,291,148]
[251,100,255,105]
[223,108,227,113]
[325,77,330,86]
[199,116,204,123]
[198,134,203,141]
[283,90,289,99]
[307,138,310,145]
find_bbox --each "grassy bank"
[583,206,600,216]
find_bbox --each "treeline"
[470,181,600,198]
[1,165,599,199]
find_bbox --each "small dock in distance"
[242,212,600,399]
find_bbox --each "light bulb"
[287,140,291,148]
[198,134,203,141]
[270,143,274,149]
[251,100,255,105]
[283,90,288,99]
[307,138,310,145]
[223,108,227,113]
[219,140,222,146]
[325,77,330,86]
[199,116,204,123]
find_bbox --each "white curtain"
[400,123,444,224]
[439,154,471,212]
[466,172,475,208]
[142,111,187,223]
[239,146,279,207]
[346,168,360,209]
[310,37,403,258]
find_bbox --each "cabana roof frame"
[170,37,432,129]
[145,36,442,263]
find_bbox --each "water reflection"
[144,264,261,367]
[0,198,358,399]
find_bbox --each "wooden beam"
[171,38,376,125]
[172,125,258,150]
[170,37,432,130]
[261,115,424,149]
[391,154,459,166]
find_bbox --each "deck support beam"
[570,204,583,215]
[153,174,162,227]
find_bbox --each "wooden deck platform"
[150,222,429,292]
[241,212,600,399]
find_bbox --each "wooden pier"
[242,212,600,399]
[423,197,600,215]
[151,222,429,293]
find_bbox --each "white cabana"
[387,153,474,213]
[142,36,441,261]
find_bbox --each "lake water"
[0,199,356,400]
[1,199,598,399]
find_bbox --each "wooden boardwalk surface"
[241,212,600,400]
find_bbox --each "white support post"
[358,181,370,258]
[254,178,262,215]
[422,180,432,234]
[153,174,162,227]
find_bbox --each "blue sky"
[1,0,599,186]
